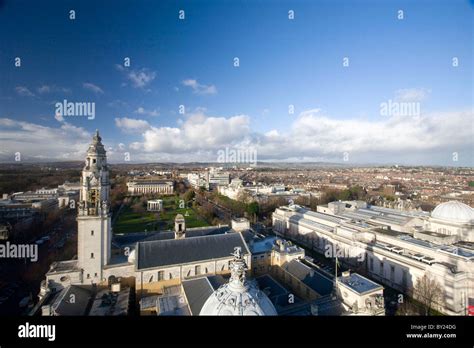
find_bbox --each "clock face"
[89,173,99,186]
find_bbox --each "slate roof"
[283,260,334,296]
[113,226,232,248]
[182,277,215,315]
[51,285,93,316]
[255,274,288,300]
[206,274,226,290]
[137,232,248,270]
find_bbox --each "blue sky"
[0,0,473,165]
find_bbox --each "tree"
[183,189,195,203]
[246,202,259,222]
[412,275,444,315]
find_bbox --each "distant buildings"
[217,178,306,203]
[186,168,230,190]
[127,179,174,195]
[187,173,208,190]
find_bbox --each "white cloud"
[107,99,128,108]
[54,113,65,122]
[115,117,151,133]
[395,88,431,102]
[0,118,92,161]
[37,85,50,94]
[127,114,250,154]
[182,79,217,95]
[135,107,159,117]
[15,86,35,97]
[83,82,104,94]
[116,65,156,89]
[265,129,279,137]
[118,108,473,165]
[37,85,71,94]
[1,107,471,165]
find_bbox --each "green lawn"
[113,195,209,234]
[113,204,159,234]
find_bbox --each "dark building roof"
[283,260,334,296]
[137,232,248,270]
[113,226,233,248]
[206,274,227,290]
[182,277,215,315]
[312,295,347,316]
[51,285,93,316]
[255,274,288,301]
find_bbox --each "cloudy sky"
[0,0,472,165]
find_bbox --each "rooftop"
[137,232,248,270]
[46,260,80,274]
[283,259,334,296]
[337,273,383,294]
[112,225,232,247]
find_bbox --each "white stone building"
[127,180,174,195]
[272,204,474,315]
[147,199,163,212]
[426,201,474,242]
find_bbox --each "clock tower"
[77,130,111,283]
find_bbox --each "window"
[94,273,98,277]
[221,264,225,271]
[390,265,395,282]
[195,265,201,275]
[380,261,384,277]
[169,273,173,279]
[91,230,94,236]
[158,271,164,281]
[90,253,94,259]
[87,274,90,279]
[92,159,96,164]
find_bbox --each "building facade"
[272,203,474,315]
[127,180,174,195]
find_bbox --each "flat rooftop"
[337,273,383,294]
[47,260,80,274]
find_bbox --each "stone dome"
[199,247,277,316]
[431,201,474,224]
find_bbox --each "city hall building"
[42,132,251,302]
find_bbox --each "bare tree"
[413,274,444,315]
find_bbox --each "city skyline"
[0,0,473,166]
